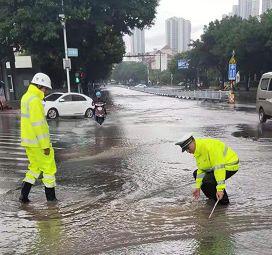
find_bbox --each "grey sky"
[125,0,238,52]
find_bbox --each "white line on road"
[0,157,28,161]
[0,146,25,151]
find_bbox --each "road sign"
[68,48,78,57]
[178,59,189,69]
[228,63,236,81]
[63,58,71,70]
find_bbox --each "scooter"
[94,102,106,125]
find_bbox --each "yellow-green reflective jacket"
[194,138,239,191]
[20,84,51,149]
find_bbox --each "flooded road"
[0,86,272,254]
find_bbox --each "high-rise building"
[130,28,145,55]
[262,0,272,13]
[165,17,191,53]
[232,5,240,16]
[238,0,260,19]
[251,0,260,16]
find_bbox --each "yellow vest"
[194,138,239,191]
[20,84,51,149]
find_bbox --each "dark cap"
[175,133,194,152]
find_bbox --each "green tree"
[0,0,159,89]
[111,61,147,84]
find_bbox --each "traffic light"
[80,71,85,79]
[75,69,85,84]
[75,72,80,84]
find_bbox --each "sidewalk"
[0,100,20,115]
[0,109,20,115]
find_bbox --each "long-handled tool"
[208,199,219,219]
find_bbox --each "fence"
[131,87,229,102]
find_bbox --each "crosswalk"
[0,132,66,195]
[0,133,28,171]
[0,132,64,173]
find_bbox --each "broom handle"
[208,199,219,219]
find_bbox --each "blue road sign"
[178,59,189,70]
[68,48,78,57]
[228,63,236,81]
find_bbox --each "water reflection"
[232,123,272,140]
[20,204,63,255]
[194,206,235,255]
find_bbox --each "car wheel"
[47,108,58,119]
[259,108,267,123]
[85,108,94,118]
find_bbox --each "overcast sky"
[125,0,238,52]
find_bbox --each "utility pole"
[59,0,71,92]
[159,50,162,72]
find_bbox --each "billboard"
[177,59,189,69]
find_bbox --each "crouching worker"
[175,133,239,205]
[19,73,57,203]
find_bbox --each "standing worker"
[175,133,239,205]
[19,73,57,203]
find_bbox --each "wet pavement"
[0,86,272,254]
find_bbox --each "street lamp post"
[59,13,71,93]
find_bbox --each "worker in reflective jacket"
[175,133,239,205]
[19,73,57,203]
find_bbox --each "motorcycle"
[94,101,106,125]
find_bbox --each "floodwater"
[0,86,271,255]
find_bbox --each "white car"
[135,84,147,88]
[43,92,94,119]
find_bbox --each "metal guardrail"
[131,87,230,102]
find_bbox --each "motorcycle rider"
[92,91,107,124]
[92,91,104,105]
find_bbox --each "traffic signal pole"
[63,22,71,93]
[59,15,71,93]
[60,0,71,93]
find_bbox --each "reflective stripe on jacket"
[194,138,239,191]
[20,84,51,149]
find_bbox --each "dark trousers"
[193,170,237,203]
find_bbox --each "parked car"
[135,84,147,88]
[256,72,272,123]
[43,92,94,119]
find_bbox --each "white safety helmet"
[31,72,52,89]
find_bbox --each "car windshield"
[45,93,63,101]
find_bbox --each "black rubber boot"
[45,187,57,202]
[19,182,32,203]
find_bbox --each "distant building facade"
[130,28,145,55]
[146,45,176,71]
[262,0,272,13]
[232,5,240,16]
[165,17,191,53]
[238,0,260,19]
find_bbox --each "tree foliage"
[169,12,272,88]
[0,0,159,89]
[111,61,147,84]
